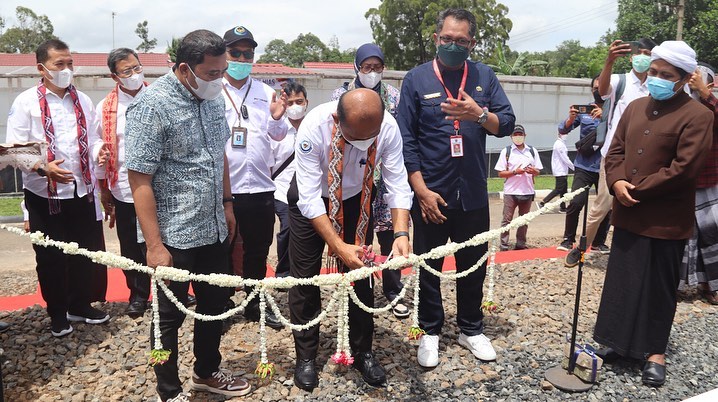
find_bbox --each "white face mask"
[286,104,307,120]
[558,134,568,141]
[119,72,145,91]
[358,71,382,88]
[346,136,376,152]
[186,65,223,100]
[43,65,73,89]
[512,136,525,146]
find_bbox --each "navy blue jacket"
[397,60,515,211]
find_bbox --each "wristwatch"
[476,107,489,125]
[36,167,47,177]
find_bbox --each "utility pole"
[112,11,117,48]
[676,0,685,40]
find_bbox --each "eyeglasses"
[438,36,472,48]
[228,49,255,60]
[359,63,384,74]
[116,65,143,78]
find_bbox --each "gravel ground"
[1,236,717,401]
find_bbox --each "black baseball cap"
[512,125,526,135]
[224,26,258,48]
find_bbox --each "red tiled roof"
[253,63,319,76]
[0,52,172,67]
[303,62,354,69]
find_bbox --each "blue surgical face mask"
[227,61,252,80]
[632,54,651,73]
[646,76,680,101]
[437,43,469,68]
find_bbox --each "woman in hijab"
[594,41,714,387]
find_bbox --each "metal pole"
[112,12,117,48]
[676,0,685,40]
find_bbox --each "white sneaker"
[458,333,496,361]
[417,334,440,367]
[158,393,190,402]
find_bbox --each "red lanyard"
[432,59,468,134]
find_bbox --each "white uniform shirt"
[271,120,296,204]
[551,137,574,176]
[600,71,650,157]
[6,85,103,199]
[95,85,147,203]
[223,77,288,194]
[494,143,543,196]
[295,101,412,220]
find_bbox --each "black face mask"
[592,89,604,104]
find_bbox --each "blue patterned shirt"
[125,72,230,249]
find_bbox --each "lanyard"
[223,79,253,122]
[432,59,468,134]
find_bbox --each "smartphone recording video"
[572,104,596,114]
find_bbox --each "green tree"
[365,0,512,70]
[135,20,157,53]
[166,36,182,63]
[487,44,548,76]
[258,33,356,67]
[0,6,55,53]
[616,0,718,67]
[258,39,289,64]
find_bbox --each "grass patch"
[487,175,574,193]
[0,197,23,217]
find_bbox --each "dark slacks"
[543,175,568,209]
[377,230,403,301]
[24,189,104,323]
[500,194,533,249]
[148,241,233,401]
[231,192,275,302]
[288,178,375,360]
[593,228,685,360]
[412,203,489,336]
[113,197,150,303]
[274,199,290,276]
[561,167,612,246]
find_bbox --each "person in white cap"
[592,40,714,387]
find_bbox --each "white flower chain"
[411,266,421,329]
[487,239,497,302]
[151,278,163,351]
[347,273,415,314]
[259,290,268,364]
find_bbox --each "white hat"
[650,41,697,74]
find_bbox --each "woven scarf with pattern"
[327,123,377,270]
[37,80,93,214]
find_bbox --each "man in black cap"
[221,25,287,329]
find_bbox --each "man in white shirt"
[96,48,151,317]
[539,132,574,212]
[6,39,109,337]
[271,82,308,278]
[494,125,543,251]
[221,26,287,329]
[565,38,656,267]
[288,89,412,391]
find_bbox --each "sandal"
[699,288,718,305]
[392,303,410,318]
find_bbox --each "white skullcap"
[696,64,715,84]
[650,41,697,74]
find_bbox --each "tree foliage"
[0,6,55,53]
[166,36,182,63]
[257,33,354,67]
[365,0,512,70]
[135,20,157,53]
[616,0,718,68]
[487,44,548,76]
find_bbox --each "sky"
[0,0,619,56]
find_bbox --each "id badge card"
[231,126,247,148]
[450,135,464,158]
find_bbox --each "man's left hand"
[270,91,287,120]
[391,236,411,259]
[441,89,482,121]
[224,204,236,243]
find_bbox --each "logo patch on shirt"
[423,92,441,100]
[476,86,483,92]
[298,140,312,154]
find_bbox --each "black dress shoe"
[352,352,386,387]
[642,361,666,387]
[294,359,318,391]
[125,301,148,317]
[243,304,284,330]
[0,321,10,333]
[185,294,197,307]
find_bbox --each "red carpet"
[0,247,566,312]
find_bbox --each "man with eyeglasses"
[96,48,151,318]
[331,44,409,319]
[396,8,515,368]
[221,25,287,330]
[6,38,110,337]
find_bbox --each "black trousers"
[114,197,150,303]
[561,168,613,246]
[287,177,375,360]
[543,175,568,209]
[24,189,104,323]
[412,202,489,336]
[377,230,403,301]
[148,241,233,401]
[274,199,290,275]
[231,192,275,302]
